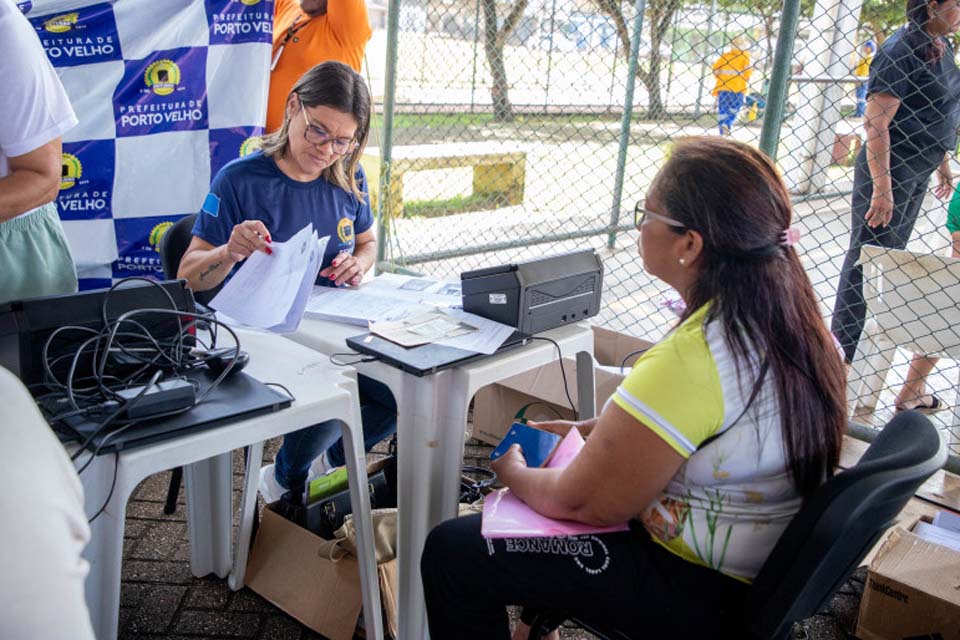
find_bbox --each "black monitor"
[0,280,196,391]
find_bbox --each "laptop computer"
[43,366,292,453]
[1,279,291,453]
[345,330,529,377]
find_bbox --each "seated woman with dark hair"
[420,137,847,639]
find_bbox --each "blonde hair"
[260,61,371,201]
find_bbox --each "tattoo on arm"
[199,261,223,281]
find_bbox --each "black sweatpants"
[831,144,944,362]
[420,513,749,639]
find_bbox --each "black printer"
[460,249,604,335]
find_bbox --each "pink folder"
[481,428,631,538]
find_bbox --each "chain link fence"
[365,0,960,458]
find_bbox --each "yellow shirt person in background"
[853,40,876,117]
[267,0,372,132]
[712,37,752,136]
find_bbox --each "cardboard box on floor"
[472,326,654,445]
[856,516,960,640]
[244,502,398,640]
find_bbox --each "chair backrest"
[159,214,221,306]
[745,410,947,640]
[859,244,960,358]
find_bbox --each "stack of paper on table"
[304,273,462,326]
[306,273,515,354]
[481,429,631,538]
[210,224,329,332]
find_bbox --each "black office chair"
[159,214,223,307]
[528,410,947,640]
[157,213,223,514]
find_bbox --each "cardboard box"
[244,503,399,640]
[471,326,654,445]
[856,516,960,640]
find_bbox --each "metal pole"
[848,422,960,476]
[375,0,402,272]
[693,0,717,118]
[664,9,681,106]
[759,0,802,160]
[607,0,646,249]
[543,0,558,112]
[470,0,480,112]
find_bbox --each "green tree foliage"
[860,0,904,43]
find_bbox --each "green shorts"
[0,202,78,304]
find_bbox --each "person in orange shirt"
[711,37,752,136]
[267,0,372,132]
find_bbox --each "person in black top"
[832,0,960,375]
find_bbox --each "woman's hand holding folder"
[526,417,599,439]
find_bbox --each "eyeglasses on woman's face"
[299,97,358,155]
[634,201,686,230]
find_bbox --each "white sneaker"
[308,452,336,478]
[258,453,337,504]
[258,463,287,504]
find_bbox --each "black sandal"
[895,394,947,414]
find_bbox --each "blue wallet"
[490,422,562,468]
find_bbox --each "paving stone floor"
[116,437,865,640]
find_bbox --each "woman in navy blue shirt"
[179,61,395,501]
[832,0,960,384]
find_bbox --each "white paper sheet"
[209,224,329,332]
[304,287,424,325]
[914,521,960,553]
[359,273,462,306]
[433,308,515,354]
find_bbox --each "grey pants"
[831,144,944,362]
[0,202,77,305]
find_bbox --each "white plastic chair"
[847,245,960,444]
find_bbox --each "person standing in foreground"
[266,0,372,133]
[0,0,79,304]
[831,0,960,384]
[0,366,94,639]
[421,138,846,639]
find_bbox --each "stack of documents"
[211,223,329,332]
[914,510,960,553]
[305,273,515,354]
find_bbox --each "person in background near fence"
[712,37,752,136]
[421,137,847,640]
[267,0,372,133]
[854,40,876,117]
[177,62,396,502]
[831,0,960,390]
[0,0,79,304]
[890,189,960,414]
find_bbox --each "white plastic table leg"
[339,413,384,640]
[184,452,233,578]
[395,371,453,640]
[81,454,134,640]
[228,440,264,591]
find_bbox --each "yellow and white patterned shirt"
[612,305,800,582]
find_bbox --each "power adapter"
[115,379,196,419]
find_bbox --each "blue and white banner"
[21,0,273,288]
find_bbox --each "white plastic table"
[77,328,383,640]
[289,319,596,639]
